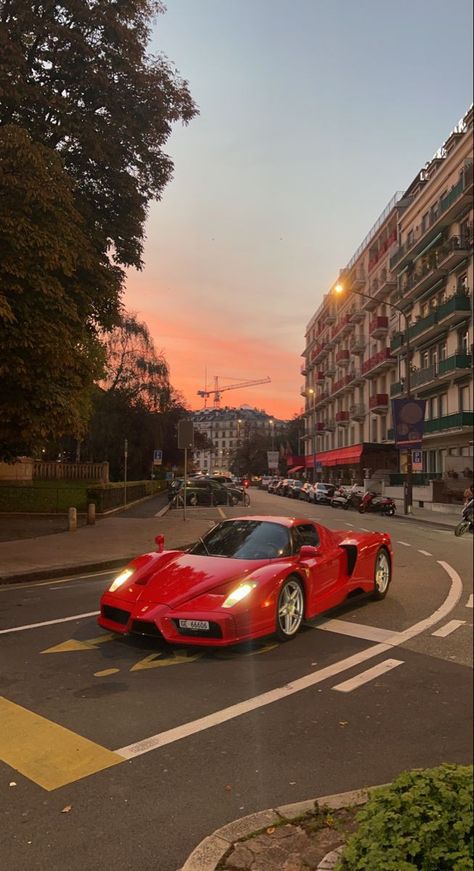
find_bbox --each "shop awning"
[288,465,304,474]
[319,445,363,467]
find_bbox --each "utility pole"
[124,438,128,506]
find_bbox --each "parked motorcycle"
[358,490,396,516]
[454,498,474,537]
[331,486,363,510]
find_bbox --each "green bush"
[336,764,473,871]
[86,479,166,512]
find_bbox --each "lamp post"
[307,388,316,482]
[269,419,275,451]
[334,283,413,514]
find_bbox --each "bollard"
[68,507,77,532]
[87,502,96,525]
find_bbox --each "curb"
[180,784,388,871]
[0,557,135,586]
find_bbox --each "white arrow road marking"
[332,659,404,693]
[432,620,466,638]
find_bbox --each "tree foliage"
[101,312,170,411]
[0,125,118,459]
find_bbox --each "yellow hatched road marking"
[130,650,203,671]
[41,633,116,654]
[0,696,122,791]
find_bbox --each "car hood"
[135,552,268,608]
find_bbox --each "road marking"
[114,560,463,760]
[397,541,411,547]
[359,527,370,532]
[0,696,122,791]
[130,650,203,671]
[94,668,120,677]
[0,569,115,592]
[332,659,404,693]
[432,620,466,638]
[155,503,170,517]
[344,522,354,527]
[115,643,395,758]
[217,507,226,518]
[41,633,115,654]
[0,612,99,635]
[418,550,432,556]
[467,594,473,609]
[314,619,401,643]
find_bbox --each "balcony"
[438,353,472,378]
[347,367,363,385]
[350,403,366,421]
[390,161,473,272]
[437,293,472,329]
[362,347,396,375]
[349,306,365,323]
[438,235,472,270]
[324,419,336,432]
[335,411,350,426]
[325,361,336,376]
[331,314,352,339]
[324,310,337,325]
[315,390,330,406]
[361,292,378,312]
[300,384,307,396]
[314,371,326,382]
[336,349,350,367]
[390,311,440,354]
[411,364,437,390]
[350,336,366,355]
[400,256,448,300]
[369,393,389,413]
[315,422,326,433]
[350,268,366,289]
[371,272,397,300]
[390,381,404,397]
[369,316,389,338]
[333,374,352,395]
[300,362,307,376]
[424,411,473,436]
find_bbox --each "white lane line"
[418,549,432,556]
[344,522,354,527]
[359,527,370,532]
[467,594,473,609]
[397,541,411,547]
[332,659,404,693]
[431,620,466,638]
[115,643,393,758]
[114,560,462,760]
[0,612,99,635]
[155,503,170,517]
[315,619,401,644]
[0,569,116,592]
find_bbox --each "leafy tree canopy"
[101,311,170,411]
[0,0,197,271]
[0,125,117,459]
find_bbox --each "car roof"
[223,515,320,529]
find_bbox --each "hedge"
[86,479,167,512]
[336,764,473,871]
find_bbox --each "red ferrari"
[98,516,393,646]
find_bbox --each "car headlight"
[109,568,134,592]
[222,581,256,608]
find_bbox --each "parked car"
[287,480,305,499]
[260,476,272,490]
[267,477,281,494]
[172,478,250,507]
[299,482,314,502]
[311,482,335,505]
[274,478,288,495]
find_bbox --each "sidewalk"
[0,501,462,584]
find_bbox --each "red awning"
[320,445,363,467]
[287,465,304,474]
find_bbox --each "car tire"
[373,547,391,600]
[454,520,470,537]
[275,576,305,641]
[358,505,366,513]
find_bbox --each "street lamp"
[334,282,413,514]
[307,388,316,481]
[269,419,275,451]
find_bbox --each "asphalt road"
[0,492,472,871]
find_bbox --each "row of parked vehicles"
[168,473,251,507]
[260,477,396,516]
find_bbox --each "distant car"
[99,516,393,645]
[311,482,335,505]
[207,474,234,485]
[267,477,281,494]
[260,476,272,490]
[287,480,305,499]
[299,482,314,502]
[171,478,250,507]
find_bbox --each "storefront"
[305,443,399,484]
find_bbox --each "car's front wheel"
[373,547,391,600]
[276,576,305,641]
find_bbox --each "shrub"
[336,764,473,871]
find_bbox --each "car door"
[293,523,343,616]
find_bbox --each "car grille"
[130,620,164,639]
[172,620,223,639]
[102,604,130,625]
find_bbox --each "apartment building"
[302,106,473,483]
[191,406,286,472]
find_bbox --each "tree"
[0,0,197,272]
[101,312,170,411]
[231,432,273,476]
[0,125,120,459]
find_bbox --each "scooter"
[454,498,474,537]
[331,487,362,510]
[358,490,396,516]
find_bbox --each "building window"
[439,341,447,361]
[407,229,414,246]
[459,385,470,411]
[421,350,429,369]
[457,273,468,293]
[421,212,429,233]
[430,347,438,368]
[438,394,447,417]
[457,328,469,353]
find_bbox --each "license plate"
[179,619,210,631]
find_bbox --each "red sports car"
[98,516,393,646]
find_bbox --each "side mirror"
[155,534,165,553]
[298,545,319,561]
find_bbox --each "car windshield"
[189,519,292,559]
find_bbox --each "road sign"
[178,420,194,449]
[412,449,423,472]
[267,451,279,470]
[153,449,163,466]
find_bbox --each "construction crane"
[197,376,271,408]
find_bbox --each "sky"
[124,0,473,420]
